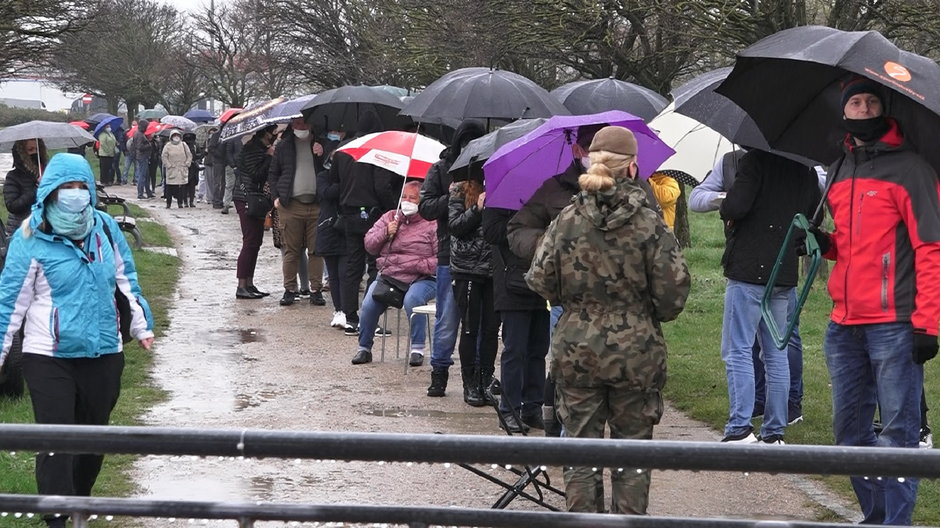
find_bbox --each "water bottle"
[359,207,368,220]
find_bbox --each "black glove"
[913,331,939,364]
[796,226,831,256]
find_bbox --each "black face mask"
[843,115,890,143]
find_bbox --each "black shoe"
[521,413,545,430]
[499,412,530,434]
[428,367,448,397]
[310,290,326,306]
[235,287,263,299]
[409,352,424,367]
[279,290,297,306]
[344,323,360,336]
[351,350,372,365]
[247,285,270,297]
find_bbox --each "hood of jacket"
[573,178,647,232]
[30,153,97,230]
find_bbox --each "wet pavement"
[92,183,860,526]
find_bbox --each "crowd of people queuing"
[1,69,939,526]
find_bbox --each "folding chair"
[456,379,565,510]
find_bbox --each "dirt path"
[114,185,858,526]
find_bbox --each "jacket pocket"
[881,252,890,311]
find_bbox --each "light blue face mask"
[57,188,91,213]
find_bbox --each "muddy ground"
[107,183,859,527]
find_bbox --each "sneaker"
[375,326,392,336]
[279,290,297,306]
[310,290,326,306]
[921,426,933,449]
[330,311,346,328]
[721,429,758,444]
[344,323,360,336]
[758,434,786,445]
[408,351,424,367]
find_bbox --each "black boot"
[427,367,448,397]
[479,365,497,405]
[462,367,485,407]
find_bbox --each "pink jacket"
[365,209,438,284]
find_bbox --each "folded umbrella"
[335,131,446,180]
[183,109,216,123]
[220,98,285,142]
[716,25,940,172]
[551,78,668,120]
[483,110,675,210]
[0,120,96,150]
[449,119,547,182]
[93,116,124,138]
[301,85,407,133]
[400,67,569,123]
[160,115,198,132]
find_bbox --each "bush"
[0,104,73,127]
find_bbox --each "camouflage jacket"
[526,178,691,389]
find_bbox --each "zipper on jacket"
[881,252,890,311]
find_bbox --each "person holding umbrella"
[810,77,940,525]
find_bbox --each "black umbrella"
[400,67,569,123]
[301,85,408,134]
[449,118,547,181]
[671,67,818,166]
[551,78,668,120]
[716,25,940,172]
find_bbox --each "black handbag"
[371,275,409,309]
[246,191,273,218]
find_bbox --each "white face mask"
[294,129,311,139]
[400,201,419,216]
[581,156,591,169]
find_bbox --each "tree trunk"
[675,184,691,248]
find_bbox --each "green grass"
[0,181,178,526]
[665,208,940,524]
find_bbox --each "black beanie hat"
[841,76,883,109]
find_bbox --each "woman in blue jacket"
[0,153,154,528]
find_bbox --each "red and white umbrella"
[335,131,446,179]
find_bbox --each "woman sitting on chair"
[351,181,437,366]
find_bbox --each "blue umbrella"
[184,109,216,123]
[93,116,123,138]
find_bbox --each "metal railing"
[1,424,937,527]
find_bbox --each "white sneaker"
[330,311,346,328]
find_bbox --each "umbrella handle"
[760,213,821,350]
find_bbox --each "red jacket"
[825,119,940,336]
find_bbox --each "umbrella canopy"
[183,108,216,123]
[400,67,570,123]
[716,25,940,171]
[160,115,198,132]
[92,116,123,138]
[85,113,117,127]
[648,105,735,184]
[220,98,285,142]
[301,85,408,133]
[0,121,96,150]
[450,119,547,181]
[335,131,446,179]
[483,110,676,210]
[138,107,168,120]
[261,94,317,126]
[551,78,668,120]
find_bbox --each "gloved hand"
[913,332,938,364]
[796,226,831,256]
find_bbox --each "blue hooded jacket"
[0,153,153,364]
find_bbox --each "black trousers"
[22,353,124,497]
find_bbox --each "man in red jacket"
[814,76,940,526]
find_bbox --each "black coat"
[448,190,492,279]
[3,150,39,235]
[719,150,821,287]
[482,207,546,312]
[418,158,452,264]
[233,137,272,202]
[315,168,346,257]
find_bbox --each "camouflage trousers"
[555,382,664,514]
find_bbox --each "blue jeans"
[754,288,803,411]
[720,280,789,438]
[825,322,922,525]
[429,265,459,369]
[135,158,150,197]
[358,276,436,353]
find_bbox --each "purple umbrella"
[483,110,675,210]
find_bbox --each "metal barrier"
[1,423,937,527]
